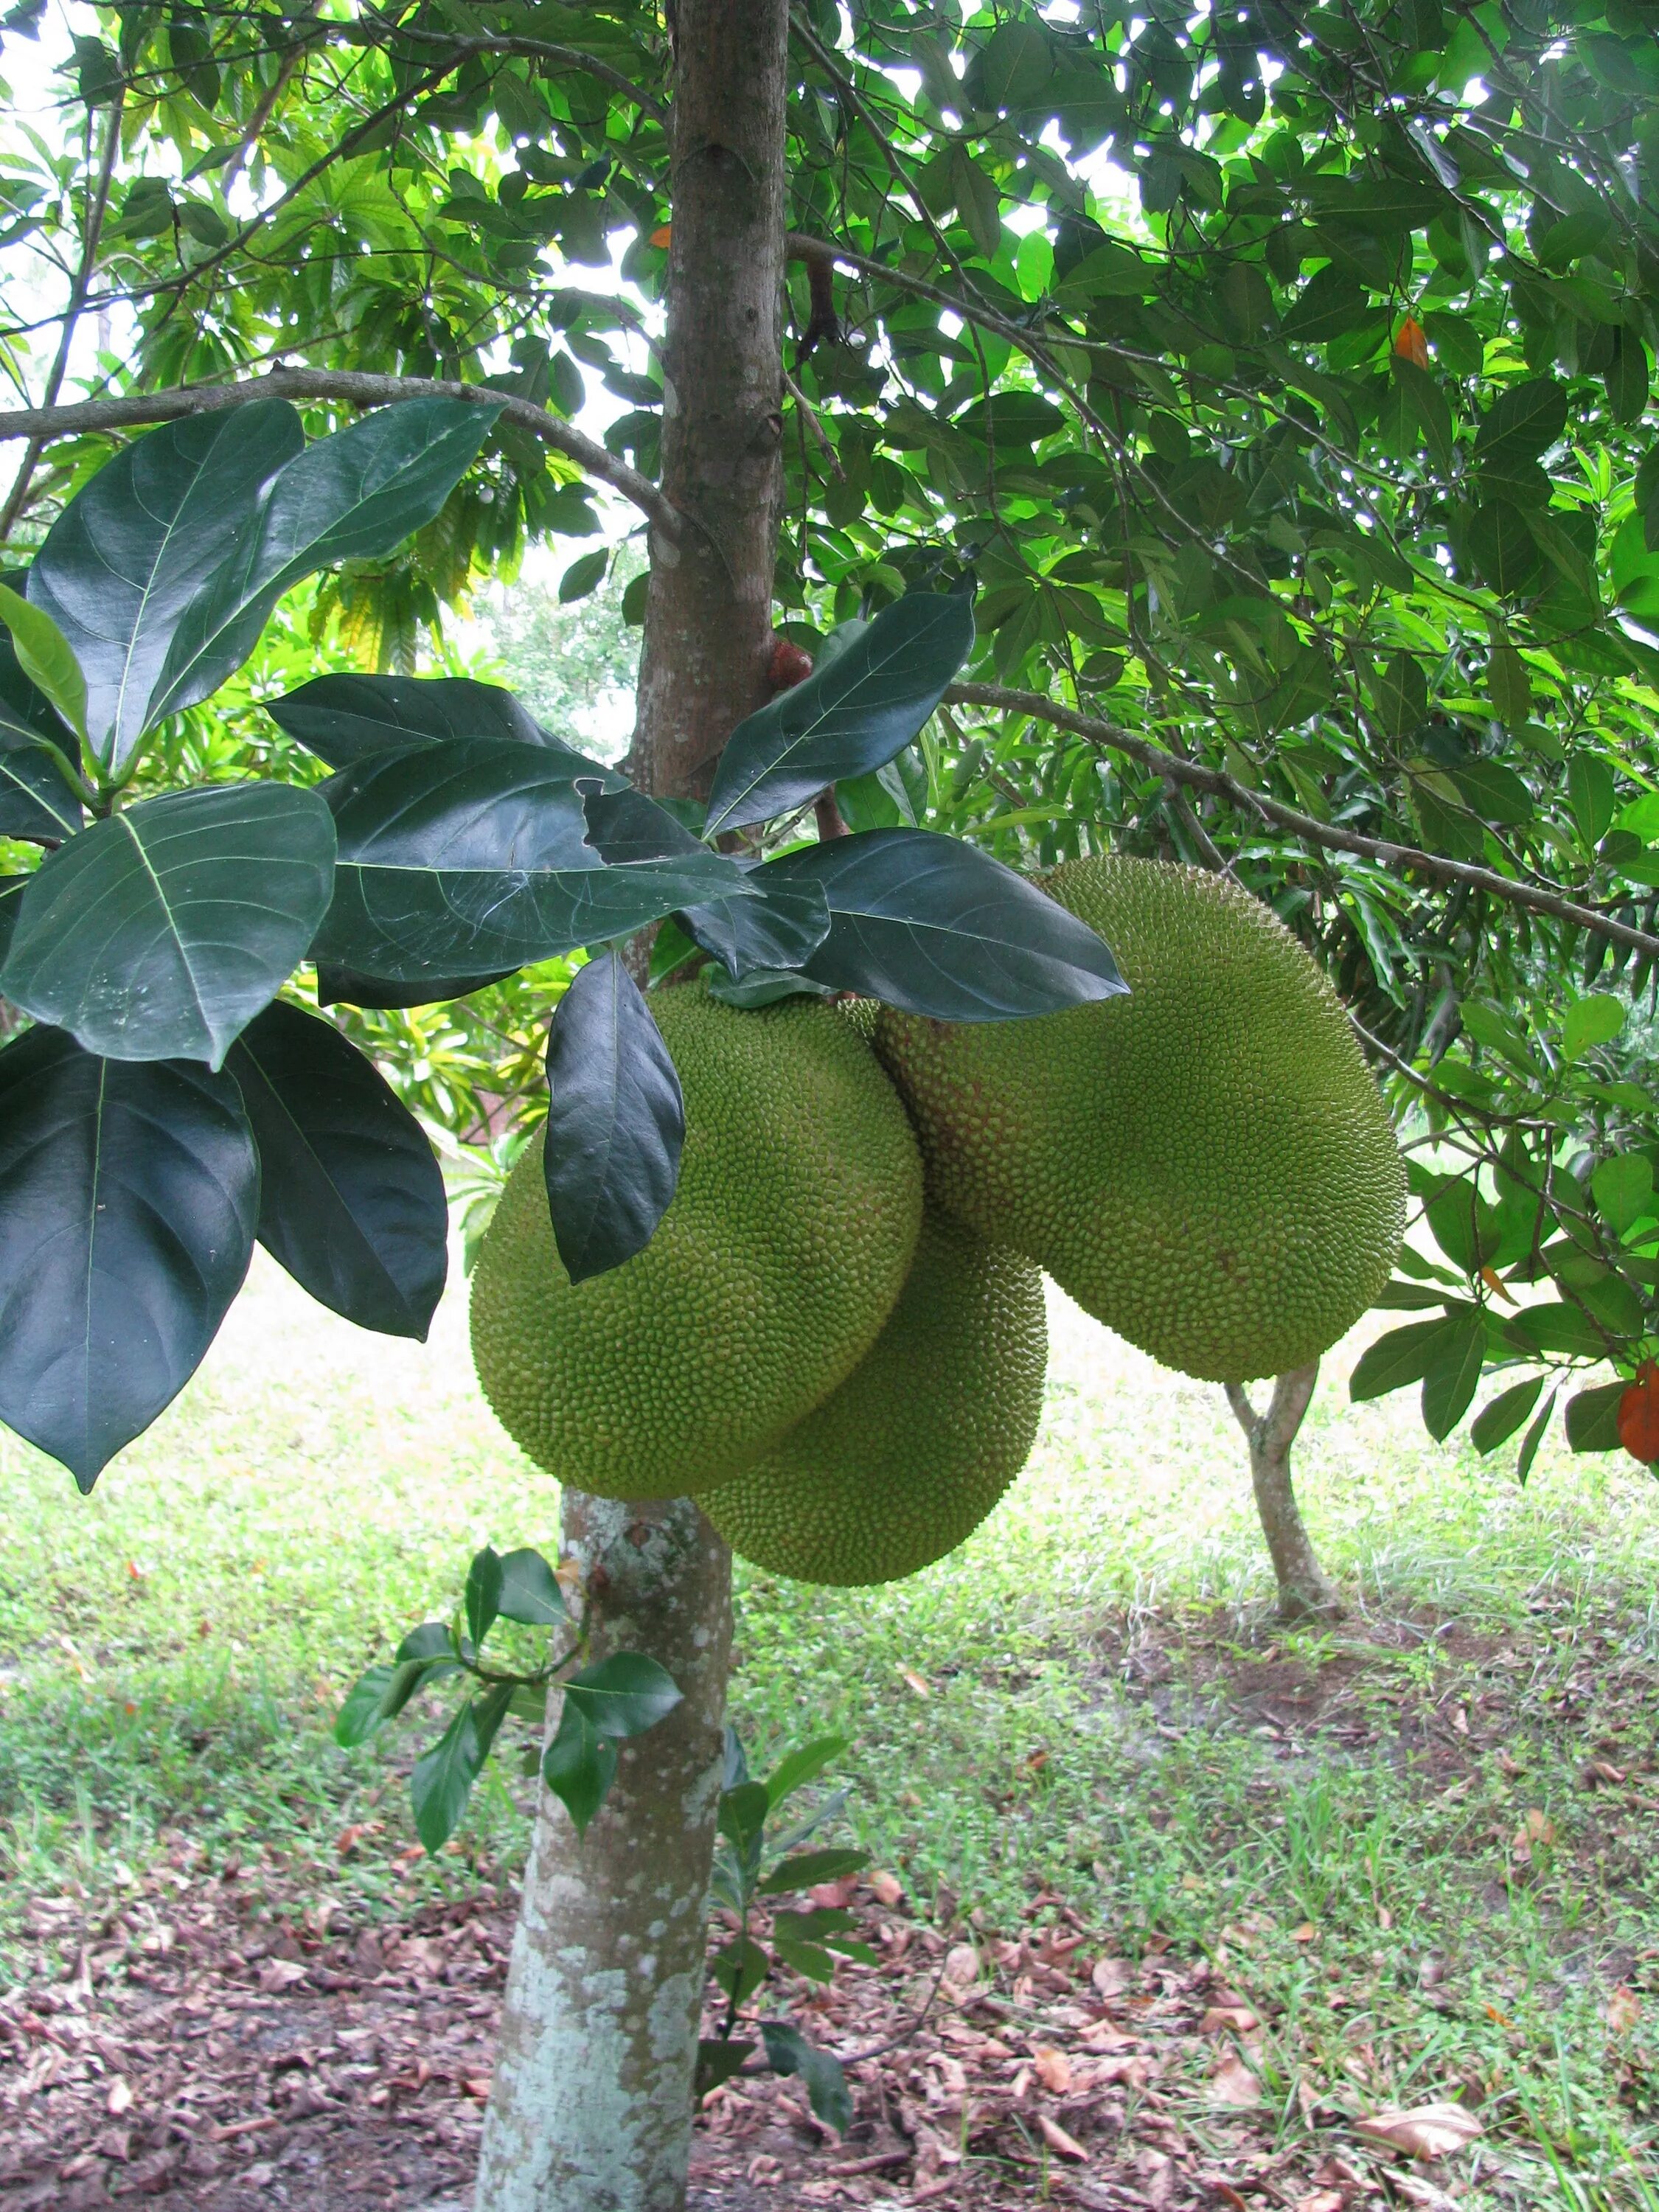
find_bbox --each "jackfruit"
[700,1211,1046,1585]
[874,857,1404,1383]
[470,986,923,1498]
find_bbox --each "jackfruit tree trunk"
[473,4,790,2209]
[1223,1363,1343,1624]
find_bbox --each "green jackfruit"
[700,1211,1046,1585]
[874,857,1404,1383]
[470,986,923,1498]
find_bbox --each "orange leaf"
[1618,1362,1659,1463]
[1394,316,1430,369]
[649,223,672,248]
[1036,2112,1088,2162]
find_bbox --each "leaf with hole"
[542,949,684,1283]
[0,1027,257,1488]
[1,782,335,1067]
[226,998,446,1335]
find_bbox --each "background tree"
[4,1,1659,2205]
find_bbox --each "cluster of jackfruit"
[471,858,1404,1588]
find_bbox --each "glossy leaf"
[1470,1375,1544,1454]
[465,1545,504,1648]
[542,1698,618,1834]
[1565,1378,1625,1453]
[1,782,336,1067]
[314,962,514,1008]
[543,949,684,1283]
[0,1027,258,1488]
[145,399,504,734]
[496,1547,568,1627]
[1421,1315,1485,1440]
[313,739,748,985]
[753,828,1125,1019]
[764,1736,847,1808]
[757,1848,869,1896]
[410,1683,512,1851]
[267,672,608,773]
[703,596,975,835]
[0,736,83,841]
[226,997,446,1335]
[563,1651,683,1739]
[25,403,303,768]
[335,1665,397,1749]
[1350,1315,1466,1400]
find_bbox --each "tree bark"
[475,2,790,2207]
[1223,1363,1343,1624]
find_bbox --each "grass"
[3,1253,1658,2201]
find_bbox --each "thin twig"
[0,90,124,540]
[782,367,843,476]
[945,681,1659,961]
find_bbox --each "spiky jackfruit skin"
[700,1211,1046,1585]
[874,857,1405,1384]
[470,987,924,1499]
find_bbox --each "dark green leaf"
[497,1548,568,1626]
[313,740,748,985]
[335,1665,396,1749]
[1468,501,1543,597]
[0,1028,257,1488]
[1421,1316,1485,1440]
[719,1781,772,1847]
[754,829,1124,1019]
[268,673,605,772]
[696,2039,757,2096]
[411,1683,512,1852]
[758,1848,869,1896]
[226,998,446,1335]
[559,549,608,602]
[1565,1379,1625,1453]
[543,1699,618,1834]
[0,735,82,841]
[147,399,503,733]
[1350,1315,1464,1401]
[465,1545,504,1648]
[564,1652,683,1739]
[1503,1301,1608,1358]
[706,968,836,1006]
[1474,378,1567,464]
[1514,1388,1557,1487]
[397,1621,455,1664]
[1470,1375,1545,1453]
[542,949,684,1283]
[704,597,975,835]
[764,1736,846,1807]
[711,1934,771,2009]
[2,783,335,1068]
[27,403,304,769]
[759,2021,852,2135]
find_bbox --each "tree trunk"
[475,4,790,2208]
[1223,1363,1343,1624]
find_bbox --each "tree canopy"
[1,0,1658,1472]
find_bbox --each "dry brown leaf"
[1036,2112,1088,2163]
[1208,2052,1262,2107]
[869,1870,903,1908]
[105,2076,133,2117]
[1290,1921,1319,1944]
[1090,1955,1133,1997]
[1354,2101,1483,2160]
[1606,1985,1643,2034]
[1200,2003,1259,2035]
[1030,2045,1072,2094]
[899,1667,932,1699]
[940,1942,980,1993]
[1512,1809,1555,1862]
[1293,2194,1344,2212]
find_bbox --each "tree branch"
[944,681,1659,960]
[0,371,672,528]
[339,17,670,127]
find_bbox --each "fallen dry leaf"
[1293,2194,1344,2212]
[1090,1955,1133,1997]
[1354,2101,1483,2161]
[1512,1809,1555,1862]
[899,1667,931,1699]
[1290,1921,1319,1944]
[869,1870,904,1908]
[1208,2052,1262,2107]
[105,2076,133,2117]
[1030,2045,1072,2094]
[1606,1985,1643,2034]
[1036,2112,1088,2163]
[940,1942,980,1992]
[1200,2003,1259,2035]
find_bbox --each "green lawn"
[3,1253,1658,2204]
